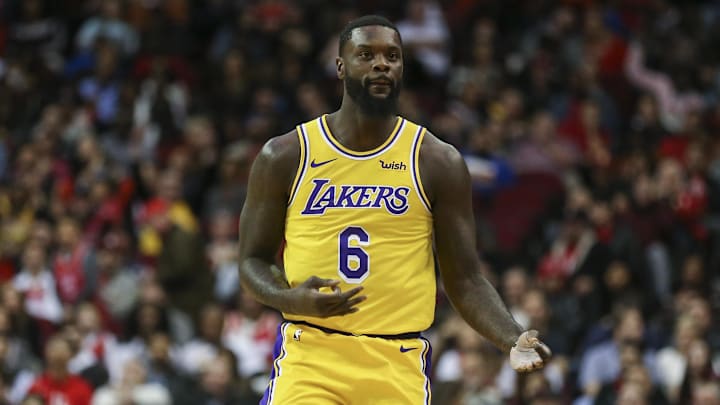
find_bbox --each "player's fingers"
[305,276,341,289]
[320,278,342,289]
[520,330,539,347]
[318,288,359,306]
[516,364,531,373]
[337,307,360,316]
[534,342,552,360]
[345,295,367,307]
[326,294,366,313]
[520,360,542,373]
[337,286,364,300]
[532,355,544,368]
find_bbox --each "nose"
[372,54,390,72]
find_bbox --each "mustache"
[364,76,395,87]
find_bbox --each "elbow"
[238,258,252,289]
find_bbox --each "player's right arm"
[238,131,365,318]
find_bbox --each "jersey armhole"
[288,125,309,206]
[411,126,432,212]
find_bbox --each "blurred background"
[0,0,719,404]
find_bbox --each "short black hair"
[338,15,401,55]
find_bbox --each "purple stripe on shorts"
[259,322,286,405]
[423,338,433,379]
[422,338,433,405]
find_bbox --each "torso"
[282,114,436,335]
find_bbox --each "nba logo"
[293,329,303,341]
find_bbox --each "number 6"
[338,226,370,283]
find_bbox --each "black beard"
[344,76,400,117]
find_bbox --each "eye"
[388,52,399,61]
[359,51,372,59]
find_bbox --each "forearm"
[445,272,523,353]
[239,258,293,312]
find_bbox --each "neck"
[328,97,398,151]
[48,367,68,380]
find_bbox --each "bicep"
[427,147,482,284]
[238,141,295,263]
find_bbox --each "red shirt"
[28,373,93,405]
[53,243,91,304]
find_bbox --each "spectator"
[202,142,251,220]
[152,199,213,321]
[64,304,114,389]
[462,125,516,197]
[26,335,93,405]
[91,358,170,405]
[625,40,705,133]
[190,350,260,404]
[6,0,66,72]
[692,381,720,405]
[136,280,193,345]
[74,0,139,58]
[0,284,42,358]
[678,338,720,404]
[509,111,581,177]
[12,243,63,326]
[577,306,656,401]
[206,211,239,303]
[0,331,38,405]
[52,217,96,308]
[457,345,503,405]
[396,0,450,79]
[176,303,224,376]
[93,231,139,329]
[595,347,669,405]
[222,292,279,385]
[656,315,701,402]
[500,267,531,329]
[144,332,195,405]
[76,41,122,127]
[105,302,169,385]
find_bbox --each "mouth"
[368,78,393,87]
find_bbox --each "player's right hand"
[283,276,366,318]
[510,330,552,372]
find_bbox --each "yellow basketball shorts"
[259,321,432,404]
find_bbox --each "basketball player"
[239,15,551,404]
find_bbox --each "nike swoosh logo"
[310,158,337,168]
[400,346,418,353]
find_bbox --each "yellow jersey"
[283,114,435,335]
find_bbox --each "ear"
[336,57,345,80]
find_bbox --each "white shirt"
[13,269,63,323]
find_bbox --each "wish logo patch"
[379,160,407,171]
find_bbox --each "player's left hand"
[509,330,552,372]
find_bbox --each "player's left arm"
[420,132,551,371]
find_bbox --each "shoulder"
[417,130,469,202]
[252,129,302,187]
[418,130,465,169]
[257,129,301,169]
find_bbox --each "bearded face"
[344,74,401,117]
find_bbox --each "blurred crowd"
[0,0,719,404]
